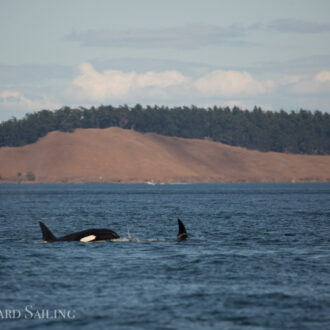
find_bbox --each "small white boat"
[145,180,156,185]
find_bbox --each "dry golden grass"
[1,127,329,183]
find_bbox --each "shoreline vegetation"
[1,105,329,155]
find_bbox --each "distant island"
[1,105,329,154]
[0,127,329,184]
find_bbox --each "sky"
[1,0,330,121]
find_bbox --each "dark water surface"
[0,183,329,329]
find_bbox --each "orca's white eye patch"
[80,235,96,242]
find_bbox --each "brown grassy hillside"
[0,127,329,183]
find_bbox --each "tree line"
[0,105,329,154]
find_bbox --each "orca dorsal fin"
[39,222,57,242]
[177,219,188,241]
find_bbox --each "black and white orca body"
[39,219,188,243]
[39,222,120,242]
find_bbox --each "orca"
[39,219,188,243]
[177,219,188,241]
[39,221,120,242]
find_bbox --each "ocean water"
[0,183,329,330]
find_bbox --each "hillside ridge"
[0,127,330,183]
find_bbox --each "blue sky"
[1,0,330,121]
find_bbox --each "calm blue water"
[0,183,329,330]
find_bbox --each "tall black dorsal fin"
[39,222,57,242]
[177,219,188,241]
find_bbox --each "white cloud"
[288,71,330,94]
[0,90,37,109]
[315,71,330,82]
[0,90,59,113]
[70,63,189,101]
[72,63,135,99]
[194,70,274,97]
[70,64,278,103]
[70,64,277,103]
[136,71,188,88]
[280,74,304,85]
[67,63,330,114]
